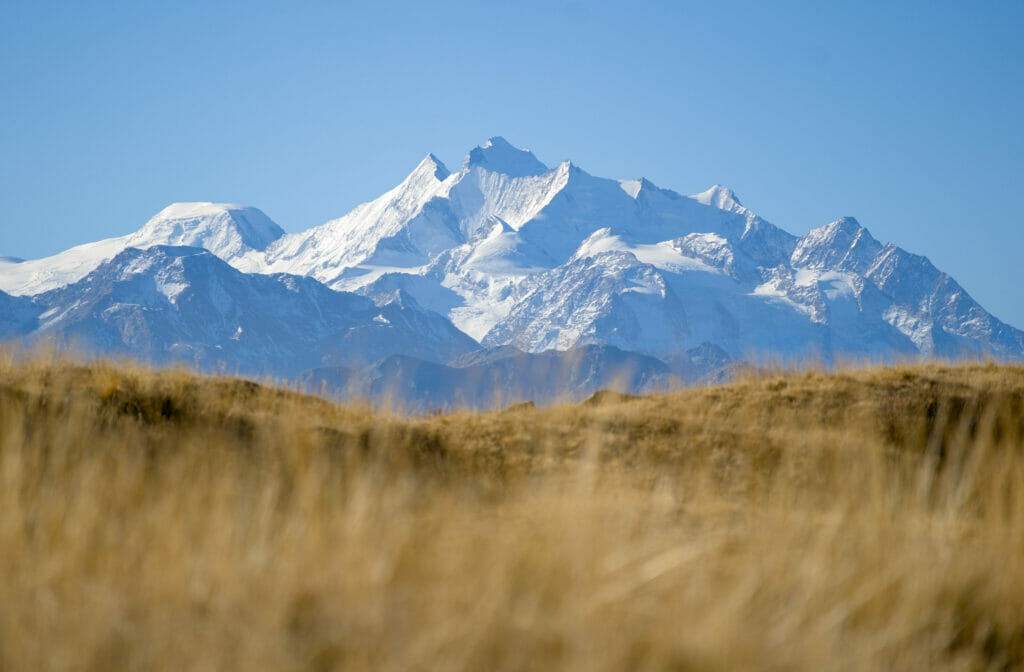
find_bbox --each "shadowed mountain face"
[300,343,738,411]
[24,246,478,377]
[0,290,40,341]
[1,138,1021,403]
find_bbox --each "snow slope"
[0,203,284,295]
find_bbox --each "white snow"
[0,236,129,295]
[331,263,431,292]
[619,179,643,199]
[690,185,744,212]
[572,229,721,275]
[0,203,283,296]
[157,278,189,303]
[752,278,817,319]
[464,137,549,178]
[884,306,934,353]
[793,269,857,300]
[445,271,520,341]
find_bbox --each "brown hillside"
[1,352,1022,670]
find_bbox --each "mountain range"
[2,137,1021,407]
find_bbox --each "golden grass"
[1,350,1022,670]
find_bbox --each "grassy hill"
[1,351,1022,670]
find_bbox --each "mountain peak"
[110,243,213,270]
[133,202,284,255]
[149,201,243,220]
[691,185,743,211]
[826,216,862,233]
[416,153,451,181]
[464,137,548,177]
[815,216,876,246]
[790,216,881,273]
[619,177,672,200]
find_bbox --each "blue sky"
[3,1,1023,325]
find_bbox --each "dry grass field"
[0,349,1022,670]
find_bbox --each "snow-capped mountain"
[239,136,1021,363]
[2,136,1021,398]
[0,203,284,296]
[482,248,690,353]
[18,245,476,376]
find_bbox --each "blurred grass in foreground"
[0,349,1022,670]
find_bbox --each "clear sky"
[2,1,1023,325]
